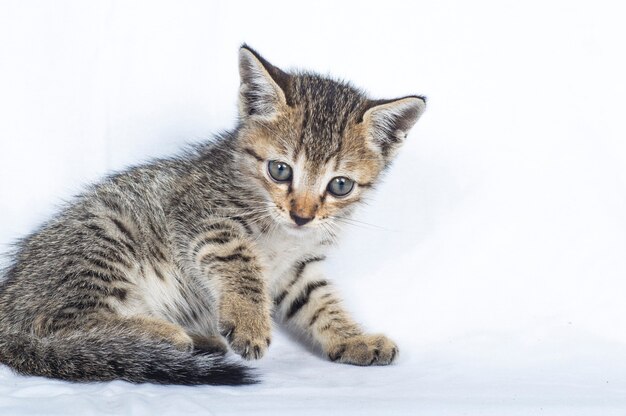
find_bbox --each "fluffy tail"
[0,328,255,385]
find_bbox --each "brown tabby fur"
[0,45,426,385]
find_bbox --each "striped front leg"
[188,219,271,360]
[273,257,398,366]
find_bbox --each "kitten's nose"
[289,212,313,226]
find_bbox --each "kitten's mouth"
[287,222,309,230]
[272,209,314,231]
[288,223,308,230]
[282,220,316,234]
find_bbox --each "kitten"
[0,45,426,385]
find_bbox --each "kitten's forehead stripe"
[291,74,365,165]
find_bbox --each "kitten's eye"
[327,177,355,197]
[268,160,293,182]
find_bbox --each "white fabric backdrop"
[1,1,626,414]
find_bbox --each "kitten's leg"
[178,219,271,360]
[125,316,194,352]
[273,258,398,366]
[35,312,194,352]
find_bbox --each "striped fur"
[0,45,425,384]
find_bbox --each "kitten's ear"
[238,45,290,121]
[362,96,426,156]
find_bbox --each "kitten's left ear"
[238,45,291,121]
[362,96,426,156]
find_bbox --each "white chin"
[283,222,314,234]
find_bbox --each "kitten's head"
[234,45,425,233]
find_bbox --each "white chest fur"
[256,227,327,290]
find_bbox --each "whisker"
[329,216,396,232]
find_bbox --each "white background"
[1,1,626,414]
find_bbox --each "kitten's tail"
[0,327,256,385]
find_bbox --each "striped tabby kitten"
[0,45,426,385]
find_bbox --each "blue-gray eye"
[327,177,355,197]
[268,160,293,182]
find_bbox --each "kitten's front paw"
[219,302,272,360]
[327,334,398,366]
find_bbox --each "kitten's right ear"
[238,45,290,121]
[361,95,426,157]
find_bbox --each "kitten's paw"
[219,304,272,360]
[134,316,194,353]
[191,334,229,356]
[327,334,398,366]
[171,333,195,353]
